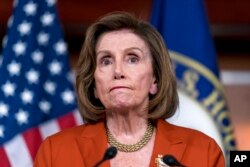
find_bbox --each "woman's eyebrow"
[96,50,111,56]
[124,47,144,54]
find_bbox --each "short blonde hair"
[76,12,178,123]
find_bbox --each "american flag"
[0,0,82,166]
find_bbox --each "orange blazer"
[34,119,225,167]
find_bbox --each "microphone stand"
[163,154,186,167]
[94,146,117,167]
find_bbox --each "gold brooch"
[155,154,169,167]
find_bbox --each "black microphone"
[163,154,186,167]
[94,146,117,167]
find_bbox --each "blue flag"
[151,0,236,158]
[0,0,80,166]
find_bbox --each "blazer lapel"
[150,119,187,167]
[75,122,110,167]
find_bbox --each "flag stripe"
[0,112,82,167]
[39,120,60,139]
[5,135,33,167]
[58,111,77,129]
[23,127,43,160]
[73,110,84,125]
[0,147,11,167]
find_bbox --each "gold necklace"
[106,121,154,152]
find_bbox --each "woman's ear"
[149,80,158,95]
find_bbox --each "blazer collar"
[150,119,187,166]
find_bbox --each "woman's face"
[94,29,157,111]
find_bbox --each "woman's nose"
[114,62,125,79]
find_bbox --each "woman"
[34,12,225,167]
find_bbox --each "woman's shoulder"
[156,120,225,166]
[46,122,104,143]
[50,124,86,138]
[157,119,217,145]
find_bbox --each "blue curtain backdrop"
[150,0,236,157]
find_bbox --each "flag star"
[61,90,75,104]
[32,50,44,64]
[7,61,21,76]
[13,41,26,56]
[40,12,54,26]
[37,32,49,45]
[67,71,75,83]
[46,0,56,6]
[15,109,29,125]
[54,40,67,55]
[44,80,56,94]
[18,21,32,36]
[26,69,39,84]
[39,100,51,114]
[24,1,37,16]
[0,102,9,117]
[49,60,62,75]
[0,125,4,138]
[20,89,33,104]
[2,81,16,96]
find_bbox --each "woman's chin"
[107,100,135,111]
[113,102,133,109]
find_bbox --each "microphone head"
[163,154,184,166]
[103,146,117,160]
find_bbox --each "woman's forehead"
[96,29,150,53]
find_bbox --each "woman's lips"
[110,86,129,92]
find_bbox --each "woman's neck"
[105,110,148,144]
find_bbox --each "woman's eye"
[101,57,112,65]
[128,56,139,63]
